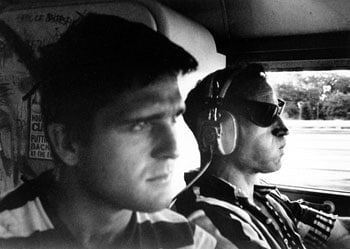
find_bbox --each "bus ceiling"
[159,0,350,70]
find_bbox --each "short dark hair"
[37,13,198,144]
[184,63,266,134]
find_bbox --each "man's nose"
[271,116,289,137]
[151,122,179,159]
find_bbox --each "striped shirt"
[0,172,216,249]
[175,172,336,249]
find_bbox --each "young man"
[176,64,350,249]
[0,13,228,249]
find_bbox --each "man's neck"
[47,175,133,248]
[73,210,133,249]
[210,161,258,201]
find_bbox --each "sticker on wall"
[28,92,52,160]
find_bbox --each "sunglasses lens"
[245,99,285,127]
[249,104,278,127]
[229,98,285,127]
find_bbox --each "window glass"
[262,70,350,193]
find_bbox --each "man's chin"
[261,163,282,174]
[142,203,171,213]
[138,195,173,213]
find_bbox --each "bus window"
[263,70,350,193]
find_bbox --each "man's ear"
[47,124,79,166]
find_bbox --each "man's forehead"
[107,80,183,115]
[241,80,277,104]
[97,80,183,127]
[127,80,181,105]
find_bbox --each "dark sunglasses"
[230,98,285,127]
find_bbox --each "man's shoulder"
[138,208,192,223]
[0,183,36,212]
[0,175,54,239]
[0,171,54,211]
[136,209,217,249]
[136,208,197,237]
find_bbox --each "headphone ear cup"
[216,110,237,155]
[196,112,219,153]
[196,110,237,155]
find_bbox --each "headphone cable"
[169,149,213,209]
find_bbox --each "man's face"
[233,82,288,174]
[75,75,186,212]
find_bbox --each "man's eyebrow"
[103,102,185,127]
[133,92,182,106]
[127,105,185,122]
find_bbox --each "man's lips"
[279,142,286,149]
[147,173,172,183]
[279,144,286,156]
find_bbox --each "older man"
[176,64,350,249]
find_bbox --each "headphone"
[170,70,239,208]
[197,71,237,155]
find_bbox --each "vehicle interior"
[0,0,349,219]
